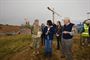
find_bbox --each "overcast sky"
[0,0,90,25]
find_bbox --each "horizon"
[0,0,90,25]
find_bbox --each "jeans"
[45,38,52,56]
[61,39,73,60]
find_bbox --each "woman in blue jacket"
[44,20,56,57]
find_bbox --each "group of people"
[32,17,76,60]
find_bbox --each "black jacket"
[89,26,90,35]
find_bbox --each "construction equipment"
[47,7,61,23]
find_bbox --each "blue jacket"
[44,26,56,40]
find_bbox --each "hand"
[56,33,59,36]
[46,31,49,35]
[63,31,69,34]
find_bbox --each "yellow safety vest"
[81,24,89,37]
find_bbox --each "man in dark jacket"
[61,17,76,60]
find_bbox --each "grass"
[76,46,90,60]
[0,34,90,60]
[73,34,90,60]
[0,34,32,60]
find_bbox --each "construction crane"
[47,7,61,23]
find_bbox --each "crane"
[47,7,62,23]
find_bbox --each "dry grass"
[0,34,90,60]
[0,34,32,60]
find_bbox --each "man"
[61,17,76,60]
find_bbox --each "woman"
[56,21,62,50]
[44,20,56,57]
[32,19,41,55]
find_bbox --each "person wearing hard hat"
[81,19,90,46]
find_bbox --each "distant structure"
[17,28,31,34]
[0,17,33,35]
[17,17,31,35]
[77,22,83,33]
[24,16,30,25]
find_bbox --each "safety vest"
[81,23,90,37]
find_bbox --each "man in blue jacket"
[44,20,56,57]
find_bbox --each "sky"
[0,0,90,25]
